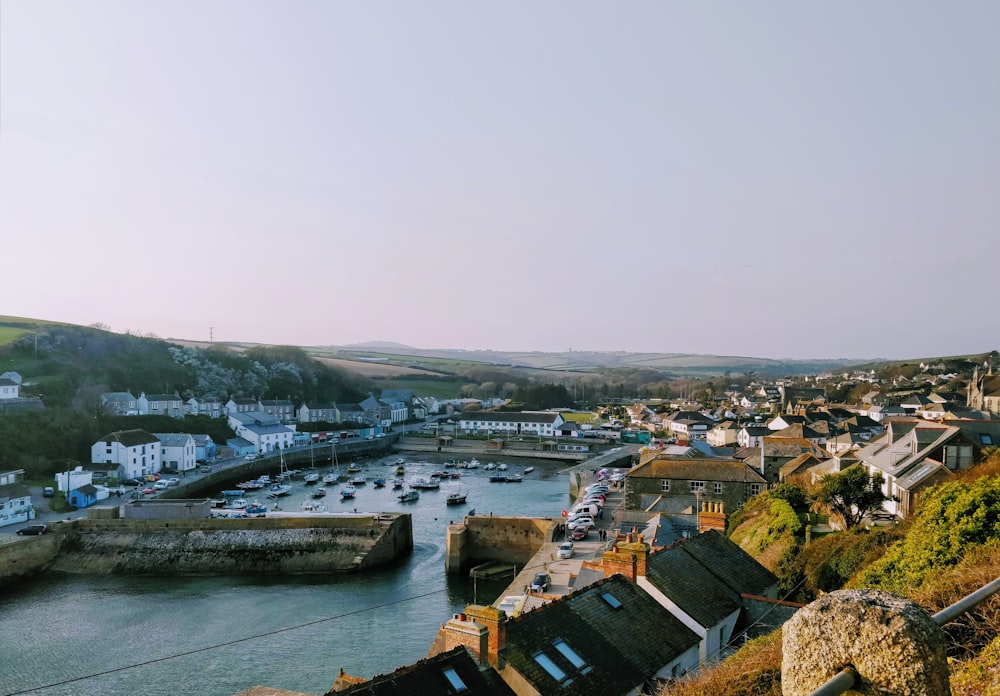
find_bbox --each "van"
[43,487,55,498]
[571,503,599,517]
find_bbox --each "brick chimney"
[699,501,727,534]
[463,605,507,668]
[440,611,491,666]
[600,533,649,582]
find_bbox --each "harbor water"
[0,454,575,696]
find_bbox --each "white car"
[566,515,595,529]
[244,454,258,462]
[557,542,574,559]
[153,480,169,490]
[162,478,180,487]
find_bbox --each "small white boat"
[347,464,362,474]
[394,458,405,466]
[266,484,292,498]
[350,475,366,486]
[227,498,248,510]
[467,459,480,469]
[303,472,320,485]
[446,491,467,505]
[398,489,419,502]
[498,463,508,471]
[392,478,404,489]
[341,485,357,499]
[301,499,326,512]
[523,467,535,474]
[322,473,338,484]
[485,462,496,470]
[245,501,267,515]
[411,478,440,490]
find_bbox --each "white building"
[91,429,162,480]
[0,372,23,399]
[229,411,295,453]
[457,411,565,438]
[154,433,198,473]
[0,469,34,527]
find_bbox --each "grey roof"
[645,538,744,628]
[332,646,514,696]
[96,429,160,447]
[101,391,136,402]
[244,423,293,436]
[143,393,182,402]
[677,530,778,597]
[459,412,561,425]
[502,574,699,694]
[191,434,214,446]
[154,433,193,448]
[631,457,767,484]
[227,437,254,448]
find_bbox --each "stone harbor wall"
[44,514,412,576]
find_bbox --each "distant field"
[312,356,442,378]
[0,327,29,346]
[560,412,599,424]
[371,377,464,400]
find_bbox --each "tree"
[814,467,890,529]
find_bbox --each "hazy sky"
[2,2,998,360]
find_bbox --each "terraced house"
[457,411,565,438]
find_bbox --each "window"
[533,651,570,685]
[553,639,591,674]
[601,592,622,609]
[714,482,722,494]
[660,479,670,492]
[981,434,993,446]
[442,667,467,692]
[750,483,763,496]
[690,481,705,493]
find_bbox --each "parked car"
[121,477,145,487]
[571,526,590,541]
[142,487,155,495]
[42,487,55,498]
[244,454,258,462]
[530,572,551,593]
[17,524,47,536]
[566,515,595,529]
[153,480,169,490]
[144,473,161,482]
[557,542,574,559]
[162,478,180,487]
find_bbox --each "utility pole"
[209,327,214,344]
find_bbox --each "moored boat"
[523,467,535,474]
[266,484,292,498]
[411,478,440,490]
[340,485,357,499]
[398,489,419,502]
[350,475,366,486]
[446,492,467,505]
[311,487,327,499]
[373,478,386,488]
[303,471,320,485]
[322,473,338,484]
[391,478,404,489]
[245,501,267,515]
[347,464,362,474]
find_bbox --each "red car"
[571,526,590,541]
[142,487,155,495]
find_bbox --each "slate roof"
[96,429,160,447]
[631,457,767,484]
[677,530,778,597]
[74,483,99,496]
[154,433,193,448]
[244,423,293,436]
[0,482,30,499]
[331,646,514,696]
[101,391,136,403]
[143,393,182,402]
[459,411,561,424]
[378,389,413,403]
[645,538,744,628]
[502,575,700,695]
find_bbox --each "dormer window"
[533,651,571,686]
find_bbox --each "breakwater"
[444,515,555,574]
[2,514,411,584]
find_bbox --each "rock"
[781,588,950,696]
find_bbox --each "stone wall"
[45,514,412,576]
[444,515,552,574]
[0,523,71,589]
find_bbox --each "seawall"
[2,514,411,584]
[444,515,555,574]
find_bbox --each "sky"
[2,2,998,360]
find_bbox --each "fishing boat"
[349,474,366,486]
[266,484,292,498]
[303,471,320,485]
[340,485,357,499]
[210,498,227,508]
[398,489,419,503]
[446,491,467,505]
[245,501,267,515]
[395,465,405,475]
[221,489,244,497]
[373,478,386,488]
[301,499,324,511]
[237,480,263,490]
[227,498,248,510]
[466,459,480,469]
[311,487,327,499]
[347,463,362,474]
[411,478,440,490]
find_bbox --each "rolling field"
[0,326,29,346]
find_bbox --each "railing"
[806,577,1000,696]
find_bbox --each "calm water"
[0,455,573,696]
